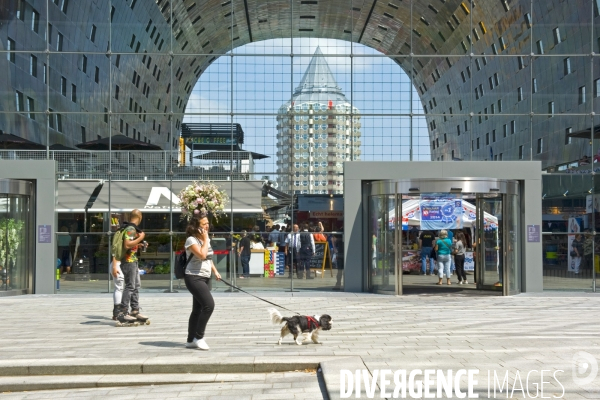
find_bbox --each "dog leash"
[219,278,301,316]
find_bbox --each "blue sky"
[183,38,431,175]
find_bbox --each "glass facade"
[0,0,598,292]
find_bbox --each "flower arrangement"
[178,181,228,221]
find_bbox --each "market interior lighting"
[589,187,594,193]
[542,193,547,199]
[563,190,569,196]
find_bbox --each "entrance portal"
[368,179,520,296]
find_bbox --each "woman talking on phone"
[184,215,221,350]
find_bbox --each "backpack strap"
[185,253,194,267]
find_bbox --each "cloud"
[183,92,229,123]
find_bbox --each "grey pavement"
[0,291,599,399]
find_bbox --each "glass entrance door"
[0,180,33,295]
[368,194,397,294]
[476,194,505,291]
[475,193,521,294]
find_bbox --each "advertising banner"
[419,194,463,231]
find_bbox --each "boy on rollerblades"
[114,209,149,326]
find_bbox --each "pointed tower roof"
[294,47,342,95]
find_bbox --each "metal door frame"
[369,178,519,296]
[0,179,34,296]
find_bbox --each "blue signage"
[420,194,463,231]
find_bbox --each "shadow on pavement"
[139,341,184,348]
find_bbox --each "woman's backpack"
[175,251,194,279]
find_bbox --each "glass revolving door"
[0,180,33,295]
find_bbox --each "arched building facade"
[0,0,598,295]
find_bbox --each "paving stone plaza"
[0,291,598,399]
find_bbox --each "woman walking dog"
[184,215,221,350]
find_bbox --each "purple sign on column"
[527,225,540,242]
[38,225,52,243]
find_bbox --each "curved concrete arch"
[0,0,594,168]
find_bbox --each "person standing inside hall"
[298,223,315,279]
[434,229,453,285]
[237,230,251,279]
[419,230,435,275]
[57,226,72,277]
[286,224,301,278]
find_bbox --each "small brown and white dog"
[268,308,333,345]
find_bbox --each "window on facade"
[57,114,63,132]
[536,40,543,55]
[7,38,15,63]
[499,36,506,51]
[492,129,496,142]
[90,25,97,42]
[95,67,99,83]
[82,55,87,73]
[532,78,538,93]
[564,58,571,75]
[565,127,572,144]
[31,10,39,33]
[16,0,25,20]
[30,55,37,77]
[553,27,562,45]
[475,59,481,71]
[517,87,523,102]
[115,85,120,100]
[57,32,63,51]
[518,56,524,70]
[491,43,498,55]
[81,126,86,143]
[486,132,489,145]
[519,145,524,160]
[524,13,531,28]
[579,86,586,104]
[48,108,55,129]
[61,77,67,96]
[27,97,34,120]
[61,0,69,13]
[511,120,516,134]
[537,138,543,154]
[71,84,76,102]
[476,137,480,149]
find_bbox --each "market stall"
[391,199,499,273]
